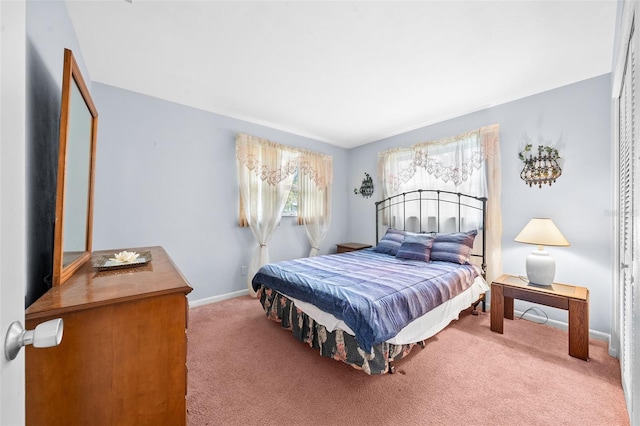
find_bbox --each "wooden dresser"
[25,246,192,426]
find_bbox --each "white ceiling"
[66,0,617,149]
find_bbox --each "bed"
[252,190,489,375]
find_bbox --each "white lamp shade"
[515,218,569,286]
[514,218,570,247]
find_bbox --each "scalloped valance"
[378,125,499,192]
[236,133,332,189]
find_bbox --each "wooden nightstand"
[490,273,589,360]
[336,243,372,253]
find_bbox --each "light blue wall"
[27,1,90,89]
[347,74,613,335]
[91,84,349,302]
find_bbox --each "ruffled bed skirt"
[256,285,420,375]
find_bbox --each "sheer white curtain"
[236,134,297,296]
[298,151,333,256]
[377,124,502,281]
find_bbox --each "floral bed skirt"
[256,285,421,375]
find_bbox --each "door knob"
[4,318,63,361]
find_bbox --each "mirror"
[52,49,98,286]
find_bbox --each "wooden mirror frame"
[52,49,98,286]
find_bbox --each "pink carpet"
[187,296,629,425]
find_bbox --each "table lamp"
[514,218,570,286]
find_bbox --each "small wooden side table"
[490,273,590,361]
[336,243,372,253]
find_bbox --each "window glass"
[282,170,298,216]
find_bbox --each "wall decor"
[518,144,562,188]
[354,172,374,198]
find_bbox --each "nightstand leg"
[490,283,504,333]
[504,296,514,320]
[569,298,589,360]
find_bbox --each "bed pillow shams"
[373,228,406,256]
[431,230,477,264]
[395,233,435,262]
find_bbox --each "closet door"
[619,28,634,407]
[616,11,638,424]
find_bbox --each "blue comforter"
[252,249,481,352]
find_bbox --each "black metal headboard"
[375,189,487,277]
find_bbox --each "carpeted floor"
[187,296,629,426]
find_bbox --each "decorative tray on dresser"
[25,246,192,426]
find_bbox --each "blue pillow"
[373,228,406,256]
[430,230,477,264]
[395,233,435,262]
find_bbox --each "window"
[236,132,333,260]
[377,124,501,281]
[236,134,332,230]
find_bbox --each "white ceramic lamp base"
[526,248,555,286]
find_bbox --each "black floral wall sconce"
[518,144,562,188]
[354,172,374,198]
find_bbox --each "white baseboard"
[486,302,611,343]
[189,289,250,308]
